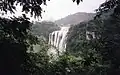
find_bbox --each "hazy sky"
[41,0,105,21]
[2,0,105,21]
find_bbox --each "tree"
[22,38,50,75]
[96,0,120,18]
[66,21,104,75]
[0,15,38,75]
[0,0,46,17]
[95,15,120,75]
[0,0,84,75]
[94,0,120,74]
[0,0,83,18]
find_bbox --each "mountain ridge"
[55,12,96,25]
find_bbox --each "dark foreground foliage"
[0,0,82,18]
[0,16,38,75]
[1,0,120,75]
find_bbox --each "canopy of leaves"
[0,0,83,18]
[66,6,120,74]
[72,0,83,5]
[0,15,38,75]
[0,0,50,18]
[96,0,120,17]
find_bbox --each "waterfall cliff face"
[48,27,70,55]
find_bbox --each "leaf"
[73,0,75,2]
[77,0,80,5]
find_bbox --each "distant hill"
[55,12,96,25]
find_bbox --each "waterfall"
[48,26,70,56]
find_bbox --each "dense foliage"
[66,2,120,74]
[96,0,120,17]
[1,0,120,75]
[0,15,39,75]
[0,0,47,17]
[32,21,60,40]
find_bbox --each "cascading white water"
[48,26,70,56]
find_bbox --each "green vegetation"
[32,21,60,40]
[66,1,120,74]
[1,0,120,75]
[0,16,38,75]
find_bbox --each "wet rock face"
[48,26,70,55]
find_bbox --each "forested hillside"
[32,21,60,40]
[1,0,120,75]
[66,2,120,74]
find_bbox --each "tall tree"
[0,15,38,75]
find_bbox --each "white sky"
[1,0,106,21]
[41,0,105,21]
